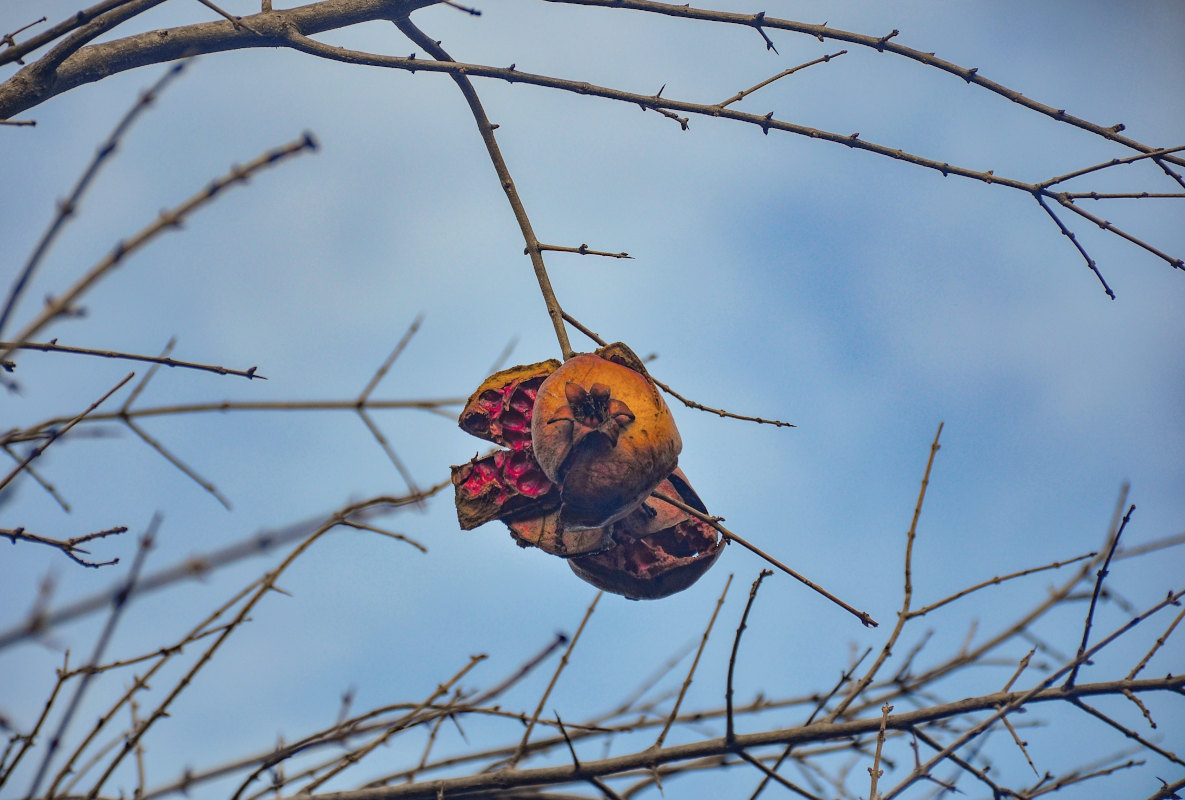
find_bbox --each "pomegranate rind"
[451,450,558,531]
[459,359,560,450]
[595,341,650,375]
[531,347,681,530]
[505,510,614,557]
[568,469,724,600]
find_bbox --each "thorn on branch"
[751,12,778,53]
[441,0,481,15]
[964,66,979,83]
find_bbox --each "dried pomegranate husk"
[505,509,613,557]
[567,469,724,600]
[531,343,681,530]
[459,359,560,450]
[451,449,558,530]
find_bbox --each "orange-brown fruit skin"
[458,359,560,450]
[567,469,723,600]
[531,350,681,530]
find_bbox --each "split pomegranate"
[452,343,722,598]
[531,343,682,530]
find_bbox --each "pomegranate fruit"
[568,469,724,600]
[532,343,681,530]
[452,345,721,599]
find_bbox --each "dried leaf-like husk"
[568,469,723,600]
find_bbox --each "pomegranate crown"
[547,381,636,448]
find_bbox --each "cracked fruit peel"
[568,469,724,600]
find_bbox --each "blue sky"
[2,2,1183,798]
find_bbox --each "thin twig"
[907,551,1096,618]
[727,570,772,743]
[0,61,189,339]
[470,632,570,706]
[0,487,445,650]
[0,133,318,364]
[538,243,631,259]
[737,750,824,800]
[510,591,601,767]
[1066,504,1133,688]
[7,396,463,445]
[562,310,795,427]
[0,525,127,568]
[74,502,389,799]
[0,339,263,379]
[1063,191,1185,200]
[0,372,133,493]
[389,16,573,360]
[1126,601,1185,682]
[828,423,943,723]
[260,25,1184,290]
[1055,193,1184,269]
[880,588,1185,799]
[1038,144,1185,189]
[296,655,487,794]
[655,574,732,749]
[360,316,422,401]
[867,702,892,799]
[0,0,155,68]
[122,416,232,508]
[2,444,70,510]
[337,520,427,553]
[0,651,68,785]
[1068,698,1183,767]
[353,322,428,500]
[651,489,877,629]
[27,519,157,799]
[715,50,846,109]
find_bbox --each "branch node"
[875,29,899,52]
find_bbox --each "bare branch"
[727,570,772,743]
[538,243,632,259]
[0,524,127,568]
[390,14,574,360]
[0,61,189,339]
[0,339,263,380]
[562,311,795,428]
[0,133,319,364]
[654,574,731,749]
[867,702,892,799]
[908,551,1096,618]
[0,372,133,494]
[714,50,846,110]
[511,591,601,767]
[1066,504,1133,688]
[0,487,445,650]
[651,489,876,627]
[257,674,1185,800]
[28,520,157,799]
